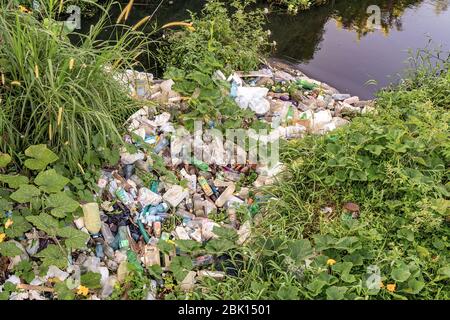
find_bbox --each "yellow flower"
[326,258,337,266]
[379,281,384,288]
[18,5,31,13]
[386,283,396,292]
[5,218,13,229]
[77,285,89,296]
[0,233,6,243]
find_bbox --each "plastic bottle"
[297,79,317,90]
[115,187,133,206]
[332,93,351,101]
[137,220,150,243]
[227,208,238,228]
[191,157,209,172]
[153,137,169,154]
[153,221,162,238]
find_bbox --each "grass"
[176,50,450,300]
[0,0,152,170]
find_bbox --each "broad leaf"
[391,266,411,282]
[326,286,347,300]
[276,285,299,299]
[9,184,40,203]
[5,215,32,238]
[169,256,193,282]
[285,239,313,262]
[57,226,89,249]
[54,282,75,300]
[26,212,59,236]
[80,272,101,289]
[0,174,29,189]
[46,192,79,218]
[0,153,11,168]
[0,198,12,212]
[0,241,22,257]
[174,240,202,253]
[35,244,67,269]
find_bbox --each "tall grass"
[0,0,153,169]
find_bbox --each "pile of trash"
[1,59,373,300]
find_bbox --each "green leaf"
[334,236,361,253]
[212,226,238,241]
[0,198,13,212]
[0,241,22,257]
[313,234,337,251]
[0,153,11,168]
[0,292,9,300]
[4,282,16,292]
[204,238,235,253]
[364,144,384,156]
[54,282,75,300]
[46,192,79,218]
[26,212,59,236]
[147,264,163,280]
[0,174,29,189]
[35,169,69,193]
[5,215,32,238]
[24,144,59,171]
[157,239,175,255]
[326,286,347,300]
[404,279,424,294]
[169,256,193,282]
[80,271,102,289]
[285,239,313,262]
[391,266,411,282]
[397,228,415,242]
[9,184,40,203]
[276,285,299,299]
[175,240,202,253]
[35,244,67,269]
[306,279,327,296]
[57,226,88,249]
[437,266,450,279]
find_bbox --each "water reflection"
[269,0,449,63]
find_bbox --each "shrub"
[158,0,269,73]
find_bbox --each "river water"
[82,0,450,99]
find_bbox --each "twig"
[17,284,54,293]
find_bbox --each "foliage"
[0,145,89,274]
[266,0,328,14]
[158,0,269,73]
[186,52,450,300]
[164,63,262,132]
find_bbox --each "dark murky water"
[82,0,450,99]
[269,0,450,98]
